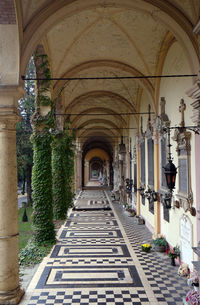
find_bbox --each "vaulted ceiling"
[16,0,200,151]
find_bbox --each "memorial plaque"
[179,158,188,194]
[161,137,167,188]
[140,141,145,184]
[142,196,145,205]
[163,205,169,222]
[149,198,154,214]
[134,163,137,193]
[180,216,193,269]
[148,138,154,186]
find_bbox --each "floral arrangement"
[178,263,190,277]
[142,243,152,252]
[152,235,168,247]
[168,245,180,259]
[186,289,200,305]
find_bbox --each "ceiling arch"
[70,107,127,127]
[65,90,138,118]
[77,127,119,139]
[20,0,199,78]
[74,118,122,130]
[55,60,155,101]
[85,148,110,162]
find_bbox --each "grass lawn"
[18,206,33,250]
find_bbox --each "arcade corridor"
[21,189,189,305]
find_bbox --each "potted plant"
[153,235,168,252]
[168,245,180,266]
[142,243,152,253]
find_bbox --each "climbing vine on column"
[64,126,75,209]
[31,51,55,244]
[52,131,68,220]
[31,131,55,244]
[52,126,75,219]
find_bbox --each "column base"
[0,286,24,305]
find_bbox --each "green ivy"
[31,110,55,128]
[52,128,75,219]
[52,131,68,219]
[31,52,75,241]
[31,130,56,244]
[19,239,54,266]
[63,126,75,209]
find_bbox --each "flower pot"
[142,247,151,253]
[171,257,176,266]
[154,245,166,252]
[142,248,151,253]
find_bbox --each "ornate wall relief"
[157,97,171,222]
[146,105,154,214]
[172,99,192,212]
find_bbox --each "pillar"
[106,160,110,185]
[153,131,160,234]
[136,137,141,216]
[186,80,200,244]
[0,88,24,304]
[76,150,82,190]
[84,160,89,185]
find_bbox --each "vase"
[154,245,166,252]
[171,257,176,266]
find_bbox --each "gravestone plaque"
[149,198,154,214]
[140,141,145,184]
[148,138,154,186]
[163,205,169,222]
[180,215,193,270]
[179,158,188,194]
[142,195,145,205]
[161,137,167,188]
[134,163,137,193]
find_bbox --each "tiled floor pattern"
[21,190,189,305]
[112,200,189,305]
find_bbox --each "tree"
[17,57,35,204]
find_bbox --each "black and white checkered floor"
[21,190,189,305]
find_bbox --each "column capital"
[0,85,25,101]
[0,107,21,131]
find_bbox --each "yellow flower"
[142,243,151,248]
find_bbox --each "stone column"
[153,130,160,235]
[84,160,89,186]
[0,88,24,304]
[76,150,82,190]
[136,136,141,216]
[186,80,200,244]
[106,160,109,186]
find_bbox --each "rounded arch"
[85,148,110,162]
[154,32,177,112]
[55,60,155,105]
[77,126,119,139]
[65,90,137,113]
[71,107,127,127]
[74,118,124,130]
[21,0,199,78]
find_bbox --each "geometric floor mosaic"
[20,189,189,305]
